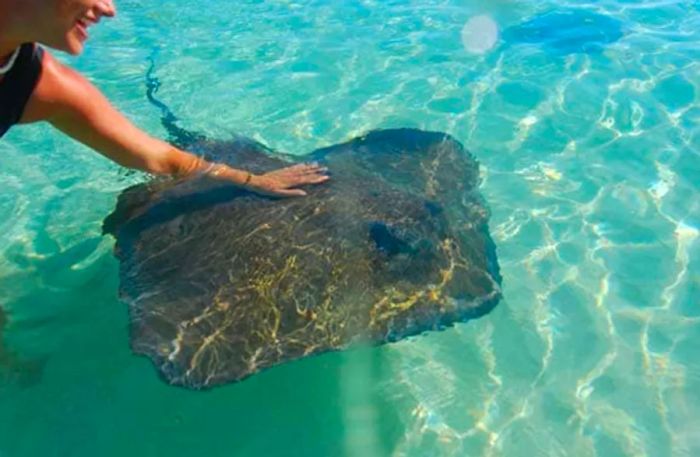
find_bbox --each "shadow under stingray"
[0,305,46,389]
[503,9,624,55]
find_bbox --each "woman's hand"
[245,163,330,197]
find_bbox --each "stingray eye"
[369,222,415,257]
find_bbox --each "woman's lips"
[75,19,89,41]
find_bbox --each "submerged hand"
[246,163,330,197]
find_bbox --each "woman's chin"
[64,37,85,55]
[43,36,84,55]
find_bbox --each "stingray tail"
[145,51,206,149]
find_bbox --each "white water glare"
[461,15,499,54]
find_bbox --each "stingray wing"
[311,129,481,202]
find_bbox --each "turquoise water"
[1,0,699,455]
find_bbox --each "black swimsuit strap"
[0,43,44,139]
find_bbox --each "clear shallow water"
[1,0,699,456]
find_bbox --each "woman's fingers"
[251,163,330,197]
[264,187,308,197]
[277,163,311,174]
[305,175,330,184]
[279,163,327,176]
[281,188,308,197]
[283,172,329,186]
[290,163,316,170]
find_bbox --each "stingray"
[503,9,624,55]
[102,64,502,389]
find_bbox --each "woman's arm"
[21,50,328,196]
